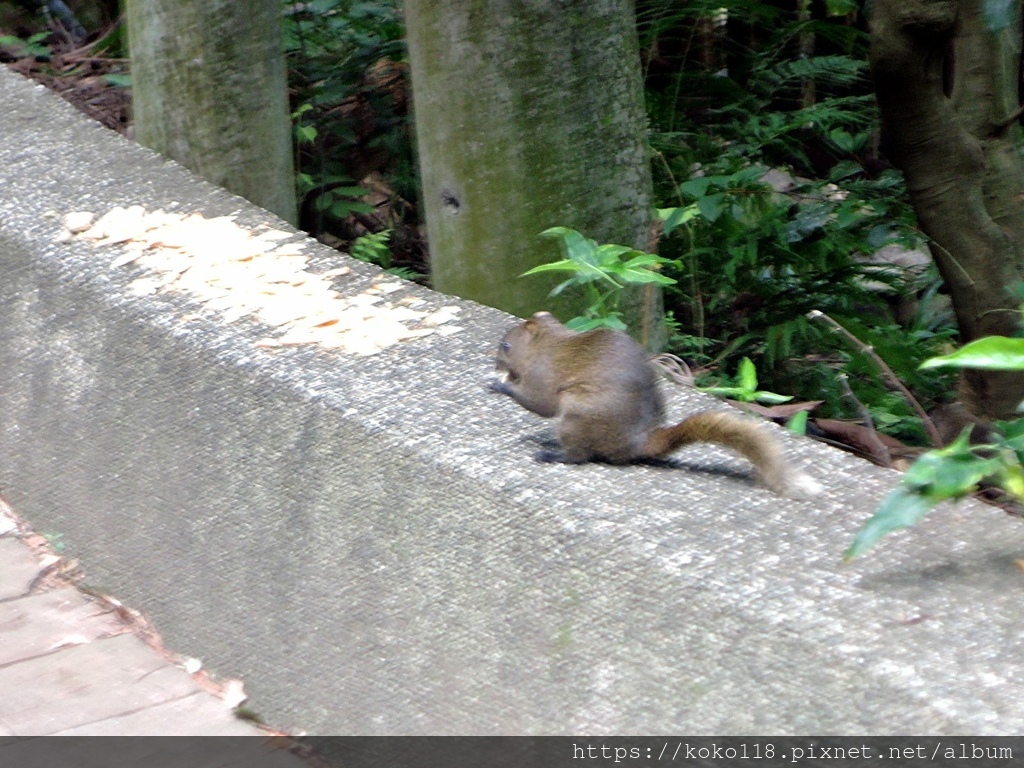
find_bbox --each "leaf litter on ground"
[58,206,462,356]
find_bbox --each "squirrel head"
[494,311,567,382]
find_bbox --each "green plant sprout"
[787,409,810,436]
[348,229,418,281]
[698,357,794,405]
[350,229,393,268]
[0,32,51,60]
[525,227,676,332]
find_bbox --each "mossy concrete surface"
[1,68,1023,735]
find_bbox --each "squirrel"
[490,311,820,498]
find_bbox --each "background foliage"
[634,0,957,443]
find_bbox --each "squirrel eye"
[499,341,511,352]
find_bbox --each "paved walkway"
[0,502,305,751]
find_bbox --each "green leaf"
[828,160,863,182]
[825,0,858,15]
[908,451,999,498]
[565,315,626,332]
[656,205,699,236]
[296,172,315,195]
[845,426,1005,559]
[328,200,375,217]
[548,276,580,296]
[539,227,598,265]
[920,336,1024,370]
[899,429,997,495]
[788,410,809,435]
[616,270,677,285]
[998,462,1024,500]
[845,487,941,560]
[594,243,636,268]
[608,257,676,285]
[700,386,747,399]
[610,268,675,286]
[679,177,713,198]
[328,186,369,197]
[521,259,584,277]
[0,34,50,58]
[386,267,421,282]
[103,74,132,88]
[994,418,1024,441]
[738,357,758,392]
[834,201,866,229]
[295,125,318,144]
[753,391,794,404]
[621,252,670,270]
[697,193,727,222]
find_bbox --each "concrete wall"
[2,69,1023,734]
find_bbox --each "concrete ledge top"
[2,67,1023,735]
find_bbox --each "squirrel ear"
[524,311,560,336]
[522,314,548,337]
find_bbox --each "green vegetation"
[348,228,420,281]
[636,1,957,447]
[282,0,416,267]
[525,227,675,332]
[847,335,1024,559]
[0,30,49,58]
[698,357,793,406]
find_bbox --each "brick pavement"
[0,503,310,763]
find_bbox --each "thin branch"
[807,309,943,447]
[837,373,892,467]
[995,103,1024,134]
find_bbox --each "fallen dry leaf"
[811,418,922,466]
[727,400,823,419]
[60,207,463,354]
[49,634,91,650]
[221,679,248,709]
[62,210,95,233]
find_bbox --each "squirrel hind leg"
[556,412,637,464]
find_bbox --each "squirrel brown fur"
[491,312,818,497]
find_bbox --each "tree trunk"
[870,0,1024,419]
[405,0,659,343]
[126,0,297,225]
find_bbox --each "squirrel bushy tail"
[642,410,795,496]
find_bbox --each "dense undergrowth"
[635,1,959,447]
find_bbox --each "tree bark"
[870,0,1024,419]
[405,0,659,343]
[126,0,297,225]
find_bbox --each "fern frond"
[758,55,868,92]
